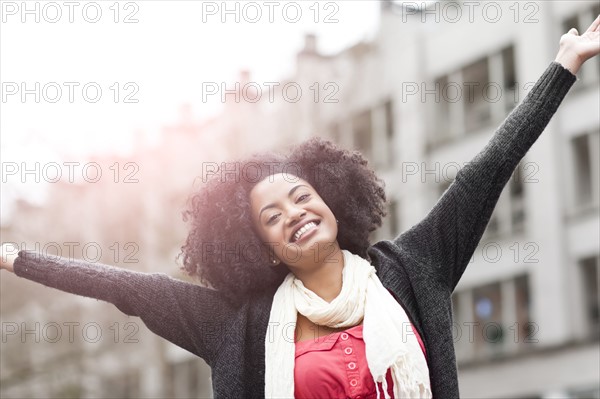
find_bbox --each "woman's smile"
[291,220,320,244]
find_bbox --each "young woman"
[2,17,599,399]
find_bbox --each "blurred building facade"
[268,2,600,398]
[1,1,599,398]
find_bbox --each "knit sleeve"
[13,249,236,366]
[393,61,577,292]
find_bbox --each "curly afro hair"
[178,137,387,307]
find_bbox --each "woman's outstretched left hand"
[555,14,600,75]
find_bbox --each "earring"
[271,259,279,266]
[336,219,339,224]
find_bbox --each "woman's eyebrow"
[258,184,309,219]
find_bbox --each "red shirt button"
[350,379,358,387]
[348,361,356,370]
[341,333,349,340]
[344,347,353,355]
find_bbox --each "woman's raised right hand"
[0,243,18,273]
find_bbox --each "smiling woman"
[179,139,387,306]
[1,16,599,399]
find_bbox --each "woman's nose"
[286,206,306,225]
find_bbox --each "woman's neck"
[291,249,345,303]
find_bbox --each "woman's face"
[249,173,339,269]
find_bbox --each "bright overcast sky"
[0,1,388,221]
[1,1,383,159]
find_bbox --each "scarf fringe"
[374,353,433,399]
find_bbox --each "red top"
[294,292,427,399]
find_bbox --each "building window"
[451,290,469,361]
[385,99,395,167]
[353,110,373,162]
[571,131,600,210]
[485,212,501,239]
[509,162,526,232]
[482,201,502,240]
[168,358,204,398]
[580,255,600,339]
[482,161,527,239]
[103,371,140,398]
[454,274,533,362]
[429,44,515,150]
[594,3,600,31]
[515,274,533,347]
[473,282,503,357]
[463,57,491,133]
[124,370,140,398]
[569,386,600,399]
[502,45,518,113]
[387,199,399,237]
[51,383,84,399]
[434,74,452,145]
[573,134,592,206]
[376,199,400,241]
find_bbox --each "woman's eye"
[267,214,279,224]
[297,194,310,202]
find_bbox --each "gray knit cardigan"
[14,61,577,398]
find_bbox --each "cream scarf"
[264,249,432,399]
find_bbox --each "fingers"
[569,28,579,36]
[586,14,600,34]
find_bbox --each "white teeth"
[293,222,317,242]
